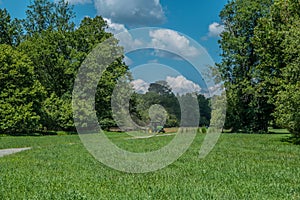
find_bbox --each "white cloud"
[149,29,199,59]
[64,0,92,4]
[166,76,201,95]
[131,76,202,95]
[94,0,166,26]
[104,18,127,35]
[208,22,224,37]
[131,79,150,94]
[208,83,224,96]
[104,18,144,51]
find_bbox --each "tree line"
[218,0,300,137]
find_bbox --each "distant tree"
[148,81,172,95]
[198,94,211,126]
[144,81,180,127]
[178,93,199,127]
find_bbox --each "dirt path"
[0,147,31,157]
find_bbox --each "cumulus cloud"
[103,18,128,35]
[104,18,143,52]
[166,76,201,95]
[131,79,150,94]
[131,76,202,95]
[64,0,92,4]
[149,29,199,59]
[202,22,225,40]
[94,0,166,26]
[208,22,224,37]
[104,17,127,35]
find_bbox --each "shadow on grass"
[5,131,78,137]
[281,135,300,145]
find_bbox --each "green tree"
[76,16,130,127]
[144,81,180,127]
[198,94,211,126]
[0,8,22,46]
[218,0,273,132]
[19,30,81,97]
[23,0,75,35]
[148,81,172,95]
[20,5,118,130]
[41,93,74,131]
[0,45,45,134]
[252,0,300,136]
[276,18,300,136]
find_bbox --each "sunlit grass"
[0,133,300,199]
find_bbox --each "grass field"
[1,132,300,199]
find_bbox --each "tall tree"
[20,4,120,131]
[218,0,273,132]
[254,0,300,136]
[0,9,22,46]
[276,18,300,136]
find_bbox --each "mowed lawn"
[0,132,300,199]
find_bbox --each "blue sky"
[0,0,227,95]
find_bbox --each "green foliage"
[23,0,75,35]
[275,6,300,136]
[0,1,131,133]
[0,45,45,134]
[252,0,300,136]
[0,8,22,46]
[198,94,211,126]
[19,30,80,97]
[197,126,207,134]
[41,93,74,131]
[273,17,300,136]
[133,81,181,127]
[218,0,274,133]
[274,84,300,135]
[219,0,300,135]
[133,81,211,128]
[99,118,117,131]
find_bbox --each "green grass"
[1,133,300,199]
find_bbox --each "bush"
[41,93,74,131]
[99,118,117,131]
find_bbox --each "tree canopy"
[218,0,300,136]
